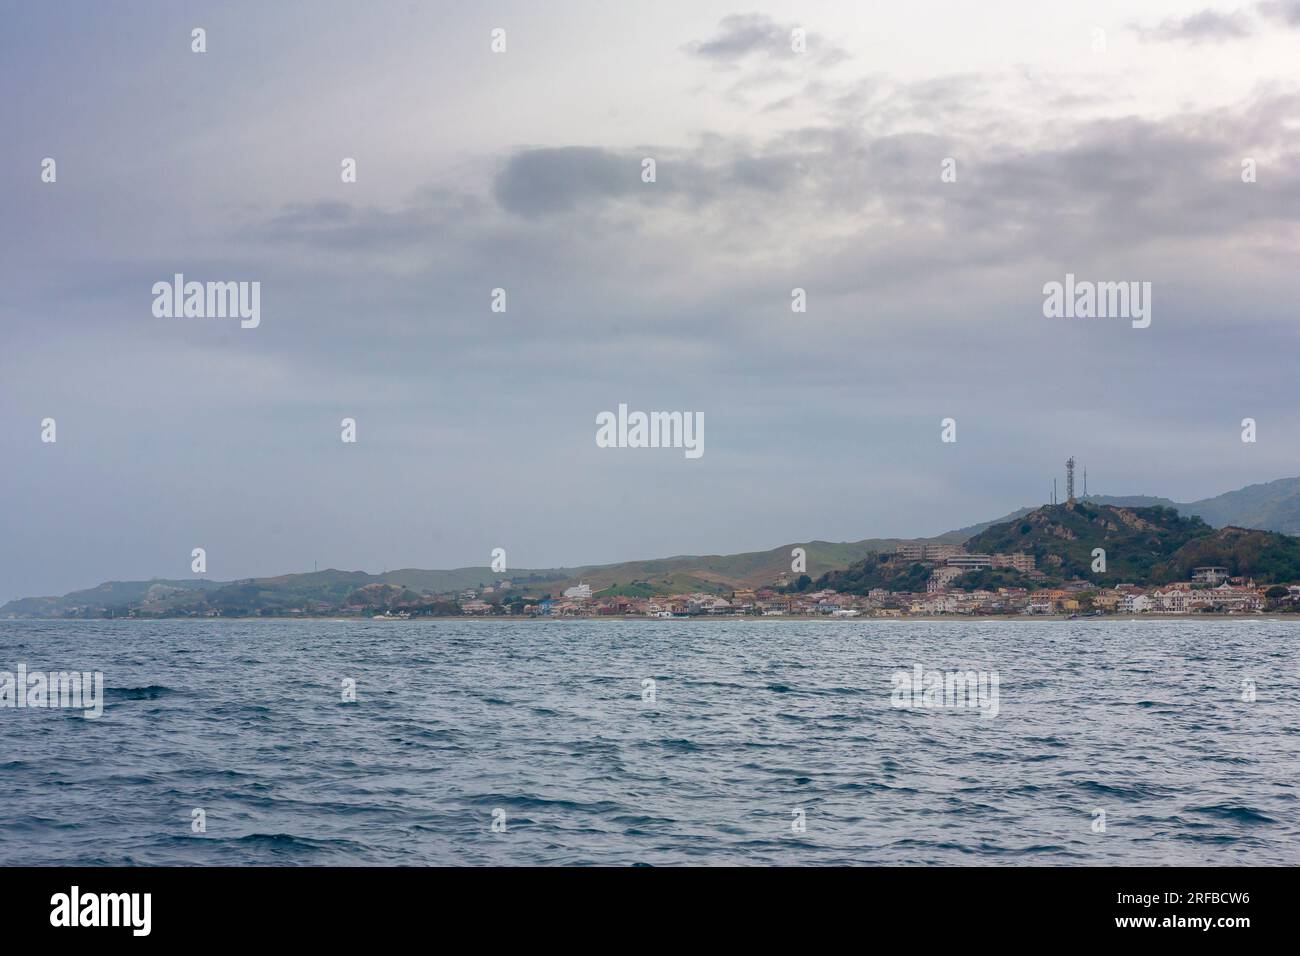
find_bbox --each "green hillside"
[954,476,1300,541]
[1154,526,1300,584]
[0,578,225,617]
[1089,476,1300,535]
[965,502,1213,584]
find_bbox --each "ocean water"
[1,618,1297,866]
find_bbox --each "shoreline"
[4,613,1295,624]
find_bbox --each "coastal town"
[442,548,1288,619]
[11,462,1300,621]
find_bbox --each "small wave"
[653,738,701,753]
[105,685,174,701]
[1188,804,1277,825]
[1076,781,1166,800]
[229,833,340,853]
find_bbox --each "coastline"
[6,613,1295,624]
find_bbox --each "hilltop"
[961,500,1300,585]
[965,502,1213,584]
[817,501,1300,596]
[976,476,1300,538]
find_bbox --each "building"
[1153,588,1190,613]
[925,544,966,562]
[562,582,593,600]
[991,552,1036,573]
[927,566,963,592]
[1192,567,1229,585]
[1092,592,1121,612]
[896,543,965,563]
[895,543,926,562]
[946,553,993,571]
[1186,582,1263,613]
[1120,594,1152,613]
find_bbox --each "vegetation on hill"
[965,502,1213,584]
[814,556,933,594]
[971,475,1300,539]
[806,502,1300,596]
[1091,476,1300,535]
[949,568,1039,591]
[1153,526,1300,584]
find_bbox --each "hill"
[822,501,1300,595]
[966,502,1300,586]
[0,578,224,618]
[814,501,1210,594]
[1154,526,1300,584]
[1087,476,1300,535]
[959,476,1300,541]
[0,537,954,618]
[965,502,1213,584]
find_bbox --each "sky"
[2,0,1299,601]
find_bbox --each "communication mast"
[1066,457,1076,504]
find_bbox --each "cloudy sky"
[3,0,1299,601]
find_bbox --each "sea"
[1,618,1297,866]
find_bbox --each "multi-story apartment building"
[1120,593,1152,613]
[896,543,966,563]
[895,543,926,562]
[1153,588,1190,612]
[927,566,964,592]
[1186,583,1263,612]
[991,552,1036,572]
[925,544,966,562]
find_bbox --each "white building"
[1153,588,1190,613]
[562,582,593,600]
[928,566,963,592]
[1187,582,1262,613]
[1120,594,1152,613]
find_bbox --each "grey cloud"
[1137,9,1256,42]
[489,145,804,219]
[493,147,642,218]
[687,13,797,60]
[1257,0,1300,24]
[264,82,1300,312]
[1136,2,1300,42]
[685,13,847,66]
